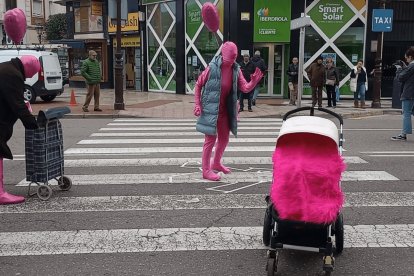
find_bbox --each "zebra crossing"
[0,118,413,274]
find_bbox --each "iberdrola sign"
[308,0,354,38]
[254,0,291,42]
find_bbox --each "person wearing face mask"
[193,42,263,181]
[0,55,39,204]
[391,47,414,141]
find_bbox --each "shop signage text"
[308,0,354,38]
[372,9,393,32]
[108,12,139,33]
[254,0,291,43]
[113,36,140,48]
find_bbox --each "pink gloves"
[251,67,264,84]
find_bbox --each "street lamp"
[35,25,43,44]
[113,0,125,110]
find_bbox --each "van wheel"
[40,95,56,102]
[24,86,36,104]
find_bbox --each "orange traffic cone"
[69,89,77,106]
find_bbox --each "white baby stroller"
[263,107,346,276]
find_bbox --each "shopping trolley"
[25,107,72,200]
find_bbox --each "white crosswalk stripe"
[3,117,412,268]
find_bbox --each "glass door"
[253,44,285,97]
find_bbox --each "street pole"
[114,0,125,110]
[297,21,305,108]
[371,0,387,108]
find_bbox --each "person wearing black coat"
[0,57,39,204]
[239,53,256,112]
[251,51,267,105]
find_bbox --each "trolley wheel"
[37,185,52,201]
[266,251,278,276]
[263,207,272,246]
[58,176,72,191]
[334,213,344,254]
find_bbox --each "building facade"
[53,0,414,98]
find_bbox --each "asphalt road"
[0,114,413,276]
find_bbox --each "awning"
[49,39,85,49]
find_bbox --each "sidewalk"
[30,87,401,119]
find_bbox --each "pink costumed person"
[0,55,40,204]
[194,41,263,181]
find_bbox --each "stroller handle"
[282,106,344,126]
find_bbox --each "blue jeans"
[253,86,260,100]
[354,83,366,101]
[402,99,414,135]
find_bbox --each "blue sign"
[372,9,393,32]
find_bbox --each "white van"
[0,49,64,103]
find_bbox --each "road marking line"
[60,156,365,167]
[1,192,413,214]
[99,126,282,131]
[113,118,283,122]
[78,138,278,145]
[108,122,283,126]
[361,151,414,154]
[0,224,413,256]
[367,155,414,157]
[90,132,280,137]
[16,170,397,187]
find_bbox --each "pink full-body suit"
[194,42,263,181]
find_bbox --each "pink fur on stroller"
[270,116,346,224]
[263,107,347,276]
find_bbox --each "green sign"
[253,0,291,43]
[186,0,202,39]
[308,0,354,38]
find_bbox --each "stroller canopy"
[276,116,339,147]
[271,116,345,224]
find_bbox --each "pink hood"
[19,55,40,79]
[221,42,237,66]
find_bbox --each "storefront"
[251,0,291,98]
[109,12,142,90]
[144,0,177,93]
[297,0,368,97]
[66,0,109,87]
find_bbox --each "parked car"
[0,49,64,103]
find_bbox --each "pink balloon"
[3,8,27,44]
[201,2,219,33]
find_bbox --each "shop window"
[185,0,224,93]
[147,2,176,92]
[5,0,17,10]
[69,42,107,82]
[74,0,103,33]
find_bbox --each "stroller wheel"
[263,207,272,246]
[334,213,344,254]
[266,251,278,276]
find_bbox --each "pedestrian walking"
[287,57,299,105]
[391,47,414,141]
[239,53,256,112]
[251,50,267,106]
[306,56,325,108]
[193,42,263,181]
[325,59,340,108]
[81,50,102,112]
[350,60,368,108]
[0,56,39,204]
